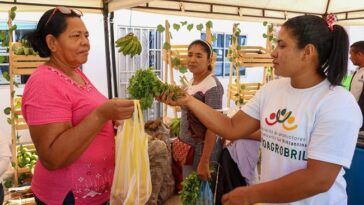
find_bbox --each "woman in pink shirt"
[22,7,134,205]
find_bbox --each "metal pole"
[109,11,118,97]
[103,0,113,99]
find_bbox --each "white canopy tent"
[1,0,364,25]
[0,0,149,13]
[1,0,364,97]
[134,0,364,25]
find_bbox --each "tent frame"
[134,0,364,23]
[0,0,118,99]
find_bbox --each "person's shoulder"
[322,84,361,114]
[327,84,355,99]
[25,65,63,90]
[260,78,289,91]
[211,75,223,87]
[29,65,59,82]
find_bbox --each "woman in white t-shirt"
[160,15,362,205]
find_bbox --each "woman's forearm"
[200,130,218,163]
[225,159,341,204]
[31,110,108,170]
[185,98,260,140]
[31,99,134,170]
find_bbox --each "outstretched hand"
[156,91,191,107]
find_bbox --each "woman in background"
[179,39,224,184]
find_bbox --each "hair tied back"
[325,13,336,32]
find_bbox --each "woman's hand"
[96,98,134,121]
[113,120,124,129]
[222,187,251,205]
[197,159,211,181]
[156,91,192,107]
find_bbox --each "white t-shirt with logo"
[242,78,362,205]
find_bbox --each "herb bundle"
[127,68,185,110]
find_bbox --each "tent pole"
[103,1,113,99]
[109,11,118,97]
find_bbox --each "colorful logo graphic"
[265,108,298,131]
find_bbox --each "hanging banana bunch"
[115,32,142,57]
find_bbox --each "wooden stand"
[226,24,274,108]
[8,41,48,185]
[9,46,48,185]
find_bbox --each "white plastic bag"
[110,100,152,205]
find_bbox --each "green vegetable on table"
[127,68,185,110]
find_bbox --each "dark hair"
[26,8,81,57]
[351,41,364,53]
[188,39,213,71]
[282,15,349,85]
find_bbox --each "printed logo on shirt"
[265,108,298,131]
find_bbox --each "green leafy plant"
[163,42,171,50]
[187,24,194,31]
[173,23,181,31]
[171,57,188,73]
[227,23,242,66]
[196,23,204,31]
[4,178,13,188]
[180,171,201,205]
[262,21,277,48]
[156,24,165,32]
[205,20,213,29]
[156,20,217,74]
[234,83,246,107]
[212,34,217,42]
[171,57,181,67]
[127,68,185,110]
[3,6,19,124]
[179,65,188,73]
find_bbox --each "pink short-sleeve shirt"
[22,65,115,205]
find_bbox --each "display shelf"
[227,82,261,105]
[9,48,47,75]
[8,42,47,185]
[226,24,274,108]
[170,44,188,66]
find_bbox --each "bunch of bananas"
[169,117,181,137]
[13,39,39,56]
[115,32,142,57]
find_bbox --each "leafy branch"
[2,6,19,124]
[157,20,215,74]
[262,21,277,49]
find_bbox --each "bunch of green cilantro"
[127,68,185,110]
[180,171,201,205]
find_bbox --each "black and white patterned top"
[179,74,224,146]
